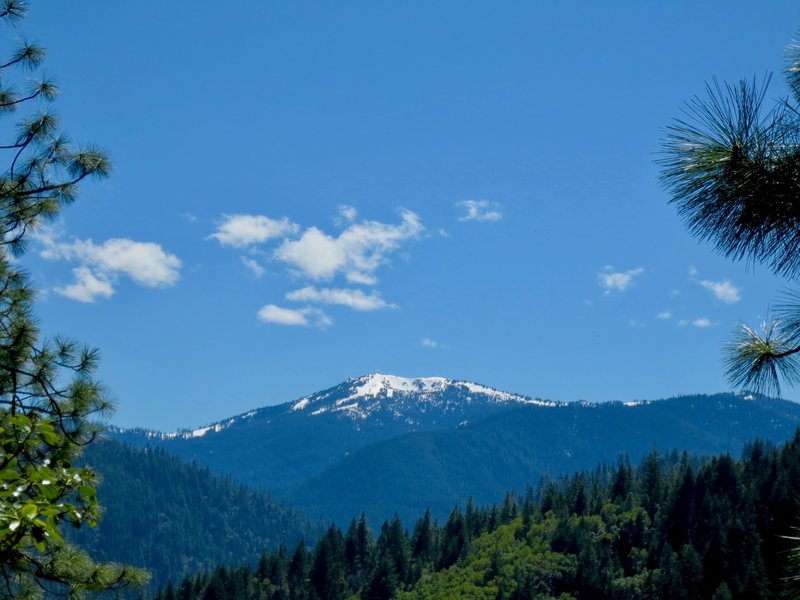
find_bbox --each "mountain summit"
[287,372,556,426]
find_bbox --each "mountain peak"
[349,373,450,396]
[118,374,555,441]
[288,372,556,424]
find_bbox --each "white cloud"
[338,205,357,222]
[457,200,503,222]
[688,265,698,276]
[241,257,265,278]
[421,337,442,348]
[346,271,378,286]
[256,304,332,328]
[699,279,740,304]
[693,317,712,328]
[657,311,671,320]
[286,286,394,311]
[209,215,299,248]
[274,227,344,279]
[274,210,423,284]
[39,233,182,300]
[73,239,181,287]
[438,228,451,238]
[598,267,644,294]
[54,267,114,303]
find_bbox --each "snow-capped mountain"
[111,373,552,489]
[116,373,557,443]
[287,373,557,424]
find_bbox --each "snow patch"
[292,398,310,411]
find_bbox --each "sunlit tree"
[660,33,800,397]
[0,1,145,597]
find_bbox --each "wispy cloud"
[274,210,423,285]
[699,279,740,304]
[241,257,265,278]
[209,215,299,248]
[256,304,332,328]
[38,231,182,302]
[657,311,671,320]
[692,317,712,328]
[337,205,357,224]
[457,200,503,222]
[286,286,394,311]
[598,267,644,294]
[420,337,445,349]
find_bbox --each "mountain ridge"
[106,374,800,525]
[109,372,631,438]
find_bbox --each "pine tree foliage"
[0,1,144,596]
[659,31,800,396]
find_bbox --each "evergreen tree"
[287,542,310,600]
[410,509,435,565]
[344,514,373,591]
[0,1,144,596]
[309,526,345,600]
[437,507,467,570]
[639,450,663,519]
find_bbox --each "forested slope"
[71,440,322,592]
[286,393,800,525]
[155,431,800,599]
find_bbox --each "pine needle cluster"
[660,33,800,397]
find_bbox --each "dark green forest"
[70,440,322,592]
[153,431,800,599]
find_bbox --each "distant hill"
[72,439,322,593]
[109,374,800,526]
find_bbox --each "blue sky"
[11,2,800,430]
